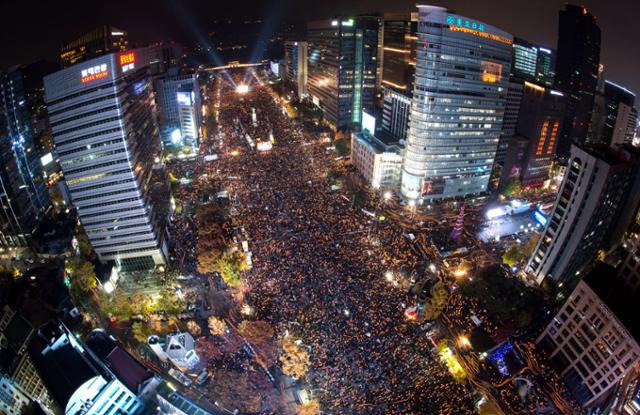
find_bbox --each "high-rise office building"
[535,47,555,87]
[381,12,418,94]
[380,12,418,141]
[495,81,524,165]
[307,16,379,130]
[400,6,512,201]
[554,5,601,159]
[0,65,53,247]
[154,70,202,150]
[44,48,168,271]
[510,38,555,87]
[60,25,128,68]
[537,263,640,409]
[500,82,565,188]
[284,40,308,99]
[525,144,640,285]
[381,88,412,141]
[590,81,637,148]
[511,38,538,81]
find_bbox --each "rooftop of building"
[353,130,403,154]
[583,262,640,342]
[85,329,152,393]
[28,323,103,408]
[577,143,640,166]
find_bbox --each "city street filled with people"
[165,71,480,414]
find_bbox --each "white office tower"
[401,6,512,201]
[44,48,168,271]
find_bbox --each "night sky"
[1,0,639,95]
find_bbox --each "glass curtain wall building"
[0,67,51,247]
[401,5,512,201]
[307,16,379,130]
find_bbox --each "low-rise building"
[351,131,403,190]
[148,332,201,373]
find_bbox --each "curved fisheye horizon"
[0,1,639,415]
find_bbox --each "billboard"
[362,110,376,135]
[177,91,192,106]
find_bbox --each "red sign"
[119,52,135,65]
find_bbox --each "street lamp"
[383,191,392,201]
[236,84,249,94]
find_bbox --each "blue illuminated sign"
[532,209,548,226]
[446,15,485,32]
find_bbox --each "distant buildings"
[60,25,129,68]
[154,70,202,150]
[525,144,640,285]
[511,37,555,87]
[554,5,601,159]
[538,263,640,409]
[284,40,308,99]
[400,6,512,201]
[500,82,565,188]
[307,16,379,130]
[44,47,168,271]
[0,63,54,247]
[381,88,412,142]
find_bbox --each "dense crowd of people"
[171,76,477,414]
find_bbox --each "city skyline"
[1,0,640,95]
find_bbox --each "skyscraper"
[44,48,168,271]
[380,12,418,141]
[154,70,202,150]
[60,25,129,68]
[0,65,52,247]
[535,47,555,87]
[525,144,640,285]
[307,16,379,130]
[381,12,418,94]
[590,81,637,148]
[500,82,565,188]
[554,5,601,159]
[284,40,308,99]
[401,6,512,201]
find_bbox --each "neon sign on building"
[80,64,108,83]
[446,15,485,32]
[119,52,135,73]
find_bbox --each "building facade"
[44,48,168,271]
[495,81,524,165]
[590,81,637,148]
[400,6,512,201]
[381,12,417,94]
[307,16,379,130]
[284,41,308,99]
[537,264,640,409]
[525,145,640,285]
[381,88,411,141]
[351,131,403,190]
[500,81,565,188]
[554,5,601,159]
[510,38,555,87]
[0,65,52,247]
[61,25,128,68]
[154,71,202,150]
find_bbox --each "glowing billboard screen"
[362,110,376,135]
[177,92,192,106]
[119,52,135,72]
[532,209,548,226]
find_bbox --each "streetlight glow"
[236,84,249,94]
